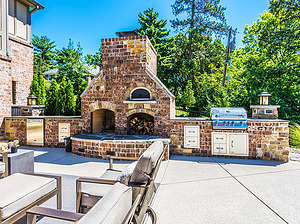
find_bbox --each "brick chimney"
[101,35,157,77]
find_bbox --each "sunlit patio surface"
[15,146,300,224]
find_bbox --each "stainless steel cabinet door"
[27,119,44,146]
[229,133,248,155]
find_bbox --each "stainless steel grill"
[211,107,248,130]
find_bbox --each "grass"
[290,123,300,149]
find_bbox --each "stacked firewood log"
[129,116,154,135]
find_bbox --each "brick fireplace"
[80,34,175,136]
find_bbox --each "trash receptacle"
[64,137,72,152]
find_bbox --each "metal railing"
[11,106,22,116]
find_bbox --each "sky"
[31,0,270,56]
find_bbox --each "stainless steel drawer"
[213,144,227,154]
[213,133,227,144]
[184,126,199,137]
[184,137,199,148]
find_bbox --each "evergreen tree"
[64,80,75,116]
[38,74,46,105]
[29,75,40,103]
[171,0,228,62]
[85,45,102,69]
[136,8,174,86]
[57,77,68,115]
[75,81,88,115]
[56,39,89,92]
[45,79,59,115]
[32,35,56,76]
[136,8,170,47]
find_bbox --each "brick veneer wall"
[81,35,175,136]
[0,58,12,136]
[9,37,34,106]
[44,118,82,147]
[71,139,169,160]
[5,118,27,144]
[0,37,33,136]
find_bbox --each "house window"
[130,88,151,101]
[11,81,16,104]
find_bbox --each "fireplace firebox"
[128,113,154,135]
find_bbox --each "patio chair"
[27,182,141,224]
[0,151,8,178]
[0,173,61,224]
[76,140,166,223]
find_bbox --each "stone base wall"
[5,117,82,148]
[71,138,169,160]
[4,117,290,161]
[44,118,82,148]
[169,119,290,161]
[5,118,27,144]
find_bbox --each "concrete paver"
[14,147,300,224]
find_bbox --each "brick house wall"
[9,37,34,105]
[0,38,33,136]
[0,57,12,135]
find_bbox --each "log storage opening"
[128,113,154,135]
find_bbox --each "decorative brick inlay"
[125,109,155,117]
[89,101,117,113]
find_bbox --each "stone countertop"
[71,133,171,143]
[171,117,289,122]
[5,116,81,119]
[247,119,289,122]
[170,117,210,121]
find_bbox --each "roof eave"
[19,0,44,13]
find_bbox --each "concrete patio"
[16,146,300,224]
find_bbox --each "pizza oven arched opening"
[130,88,151,101]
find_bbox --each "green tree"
[85,45,102,69]
[75,81,88,115]
[45,79,59,115]
[56,39,89,92]
[29,75,40,101]
[57,77,67,115]
[161,31,226,110]
[64,80,75,116]
[57,77,75,115]
[29,74,46,105]
[229,0,300,121]
[32,35,56,76]
[171,0,228,62]
[136,8,174,84]
[136,8,170,46]
[38,74,46,105]
[181,80,196,110]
